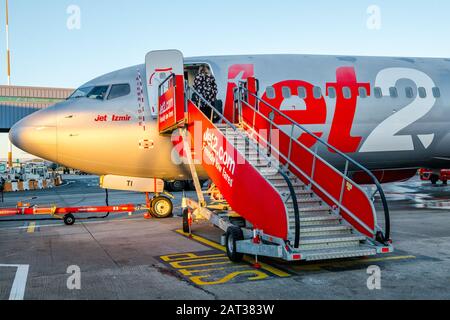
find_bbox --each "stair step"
[233,139,254,144]
[282,192,316,201]
[265,173,298,181]
[296,234,366,251]
[286,196,321,204]
[247,152,271,157]
[290,225,353,238]
[300,246,377,261]
[223,133,246,139]
[232,141,263,147]
[220,127,240,132]
[253,162,276,168]
[230,141,250,147]
[237,150,266,157]
[293,213,339,222]
[280,188,310,194]
[248,159,274,165]
[273,183,306,190]
[296,215,342,227]
[235,146,265,152]
[288,204,331,212]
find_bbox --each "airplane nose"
[9,108,58,161]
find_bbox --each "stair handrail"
[186,85,302,248]
[237,85,390,244]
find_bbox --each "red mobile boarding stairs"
[153,52,393,262]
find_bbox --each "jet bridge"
[150,49,393,262]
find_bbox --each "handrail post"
[287,124,295,170]
[233,87,237,124]
[268,112,275,157]
[309,144,319,190]
[338,160,350,215]
[173,76,177,126]
[238,87,243,124]
[185,83,189,114]
[252,93,257,129]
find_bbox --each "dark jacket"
[193,72,218,106]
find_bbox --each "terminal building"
[0,85,74,132]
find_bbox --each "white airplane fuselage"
[9,54,450,183]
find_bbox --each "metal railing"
[186,86,303,248]
[235,84,390,244]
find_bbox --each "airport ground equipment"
[152,49,393,262]
[0,203,141,225]
[0,185,173,224]
[99,175,174,218]
[419,168,449,185]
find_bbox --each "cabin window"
[374,87,383,99]
[405,87,414,99]
[313,87,322,99]
[282,87,292,98]
[108,84,131,100]
[389,87,398,98]
[432,87,441,98]
[359,87,368,98]
[418,87,427,98]
[266,86,276,99]
[327,86,336,99]
[298,86,307,99]
[343,87,351,99]
[86,86,109,100]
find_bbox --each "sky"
[1,0,450,159]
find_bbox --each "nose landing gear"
[150,196,174,218]
[145,192,174,219]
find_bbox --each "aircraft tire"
[150,196,173,219]
[430,175,439,185]
[225,226,244,263]
[171,180,186,192]
[64,214,76,226]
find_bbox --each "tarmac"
[1,175,450,300]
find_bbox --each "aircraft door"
[145,50,185,121]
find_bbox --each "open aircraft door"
[145,50,185,133]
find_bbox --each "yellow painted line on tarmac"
[26,222,36,233]
[363,255,416,263]
[175,229,291,278]
[289,255,416,272]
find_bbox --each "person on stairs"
[193,65,218,121]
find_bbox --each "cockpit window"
[108,84,131,100]
[86,86,109,100]
[68,85,109,100]
[69,86,94,99]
